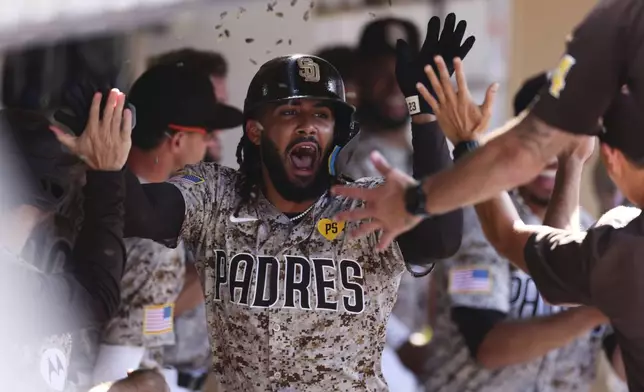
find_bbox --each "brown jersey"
[532,0,644,139]
[525,206,644,390]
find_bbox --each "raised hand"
[50,89,132,171]
[396,13,476,117]
[417,56,498,145]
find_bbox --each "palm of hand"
[332,151,424,250]
[438,102,479,145]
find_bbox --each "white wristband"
[405,95,421,115]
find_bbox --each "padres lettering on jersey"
[167,163,406,392]
[510,270,562,318]
[213,251,365,313]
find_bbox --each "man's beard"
[357,101,409,131]
[203,152,218,163]
[260,133,331,203]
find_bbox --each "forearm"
[72,170,126,324]
[543,159,585,231]
[422,114,568,215]
[477,306,605,369]
[397,119,463,260]
[124,168,185,242]
[473,192,528,272]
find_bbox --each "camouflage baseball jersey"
[421,196,605,392]
[100,237,186,369]
[166,162,406,392]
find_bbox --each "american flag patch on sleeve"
[143,304,174,335]
[448,267,492,294]
[175,174,204,186]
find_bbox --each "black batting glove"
[396,13,476,116]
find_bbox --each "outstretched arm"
[423,112,575,215]
[396,117,463,262]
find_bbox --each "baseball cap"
[513,72,549,116]
[128,62,242,145]
[601,87,644,163]
[357,18,420,58]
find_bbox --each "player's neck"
[262,177,317,214]
[127,147,176,184]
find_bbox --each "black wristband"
[452,140,480,162]
[404,182,431,218]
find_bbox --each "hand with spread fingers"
[50,89,133,171]
[332,151,423,251]
[416,56,498,145]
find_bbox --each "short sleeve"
[445,207,510,313]
[101,239,186,350]
[524,206,644,310]
[531,0,644,135]
[166,162,227,249]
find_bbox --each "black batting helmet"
[0,109,83,212]
[243,54,358,176]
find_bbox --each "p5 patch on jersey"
[143,304,174,335]
[448,267,492,294]
[317,218,345,241]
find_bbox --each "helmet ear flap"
[328,115,360,177]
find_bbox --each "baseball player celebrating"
[53,42,468,390]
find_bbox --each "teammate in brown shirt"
[331,0,644,389]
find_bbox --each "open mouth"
[289,142,319,175]
[539,169,557,180]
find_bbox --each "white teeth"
[540,169,557,179]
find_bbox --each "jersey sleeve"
[531,0,644,135]
[524,206,643,310]
[101,239,185,352]
[166,163,226,250]
[445,207,511,313]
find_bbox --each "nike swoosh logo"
[229,215,258,223]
